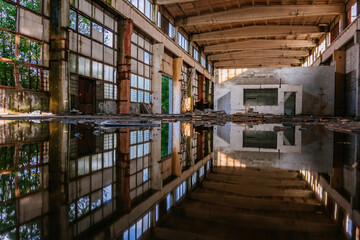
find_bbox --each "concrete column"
[172,121,181,177]
[151,121,162,190]
[118,19,133,114]
[48,122,69,240]
[333,50,345,116]
[117,129,131,212]
[49,0,69,114]
[354,31,360,117]
[188,68,195,111]
[173,57,182,114]
[152,43,164,114]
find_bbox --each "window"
[166,193,172,210]
[130,31,153,103]
[19,0,41,13]
[346,215,353,237]
[351,3,357,22]
[178,32,188,52]
[123,212,152,240]
[199,166,204,177]
[207,64,213,74]
[192,172,197,186]
[0,0,17,31]
[157,11,161,28]
[128,0,154,21]
[200,56,206,68]
[169,22,175,39]
[193,48,199,61]
[318,40,325,55]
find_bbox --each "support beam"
[215,58,301,68]
[208,49,309,61]
[157,0,198,4]
[175,5,344,26]
[205,40,315,53]
[192,25,324,41]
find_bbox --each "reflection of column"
[118,19,133,114]
[172,122,181,177]
[331,132,344,189]
[333,50,345,116]
[152,44,165,114]
[151,122,162,190]
[117,129,131,213]
[173,57,183,114]
[48,122,69,240]
[49,0,69,114]
[197,130,204,161]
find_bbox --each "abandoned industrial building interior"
[1,0,360,239]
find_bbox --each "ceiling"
[159,0,346,68]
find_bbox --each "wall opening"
[284,92,296,116]
[161,76,173,114]
[243,131,277,149]
[244,89,278,106]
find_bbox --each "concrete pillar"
[117,129,132,212]
[188,68,195,111]
[333,50,345,116]
[152,44,164,114]
[118,19,133,114]
[173,57,182,114]
[354,31,360,117]
[49,0,69,114]
[172,121,181,177]
[48,122,69,240]
[151,122,162,190]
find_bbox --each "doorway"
[284,92,296,116]
[78,77,95,114]
[161,76,173,114]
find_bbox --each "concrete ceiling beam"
[208,49,309,61]
[156,0,197,4]
[204,39,315,53]
[192,25,324,41]
[175,5,344,26]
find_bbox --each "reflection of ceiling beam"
[156,0,197,4]
[175,5,344,26]
[215,58,301,68]
[208,50,309,61]
[204,40,315,53]
[192,25,324,41]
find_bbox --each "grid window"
[128,0,154,21]
[130,31,153,103]
[178,32,189,52]
[193,48,199,61]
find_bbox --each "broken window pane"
[104,29,113,47]
[0,30,15,59]
[0,202,16,231]
[19,66,40,90]
[19,37,41,64]
[19,220,41,240]
[18,168,40,194]
[0,62,15,87]
[20,0,41,13]
[77,195,89,217]
[69,9,77,30]
[0,0,17,31]
[78,15,91,37]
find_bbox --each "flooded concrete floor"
[0,120,358,239]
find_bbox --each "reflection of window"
[243,131,277,149]
[166,194,172,210]
[129,130,151,199]
[192,172,197,186]
[161,123,173,158]
[123,212,151,240]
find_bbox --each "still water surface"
[0,121,358,239]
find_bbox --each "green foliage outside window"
[0,30,15,59]
[19,219,41,239]
[69,9,76,30]
[0,0,17,31]
[78,15,90,37]
[19,37,41,65]
[20,0,41,13]
[0,202,16,232]
[19,66,40,90]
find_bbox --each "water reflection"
[0,120,359,239]
[0,121,213,239]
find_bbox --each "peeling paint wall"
[0,88,49,113]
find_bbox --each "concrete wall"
[0,88,49,113]
[215,66,335,115]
